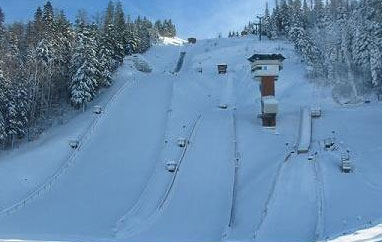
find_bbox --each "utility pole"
[257,16,264,42]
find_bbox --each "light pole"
[257,15,264,42]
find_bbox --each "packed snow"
[0,36,381,242]
[159,36,187,46]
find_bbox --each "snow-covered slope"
[0,36,381,242]
[159,36,187,46]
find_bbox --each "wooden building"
[248,53,285,127]
[248,53,285,80]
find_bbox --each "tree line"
[251,0,382,92]
[0,1,177,148]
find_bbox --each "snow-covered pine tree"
[6,78,30,146]
[0,67,8,145]
[263,3,273,38]
[125,24,139,55]
[70,21,100,110]
[289,26,325,76]
[97,23,113,87]
[53,10,75,97]
[0,8,5,52]
[279,0,291,34]
[114,1,126,63]
[135,17,151,53]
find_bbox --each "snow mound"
[329,224,382,242]
[159,36,187,46]
[128,54,152,73]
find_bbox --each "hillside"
[0,36,381,242]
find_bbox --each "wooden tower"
[248,54,285,127]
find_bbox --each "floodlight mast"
[257,15,264,42]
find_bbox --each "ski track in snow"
[252,153,290,241]
[114,49,202,238]
[1,37,382,242]
[312,140,325,241]
[0,76,137,218]
[114,113,202,238]
[113,77,176,237]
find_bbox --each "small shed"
[217,64,228,74]
[188,38,197,44]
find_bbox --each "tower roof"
[248,53,286,63]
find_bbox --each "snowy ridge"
[0,77,136,218]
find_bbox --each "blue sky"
[0,0,272,39]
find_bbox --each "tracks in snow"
[223,111,240,239]
[159,114,202,209]
[312,140,325,241]
[114,113,202,238]
[0,77,136,218]
[253,152,292,240]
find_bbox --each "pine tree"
[7,78,30,144]
[0,1,165,147]
[0,8,5,51]
[104,1,115,30]
[114,1,126,61]
[70,22,100,110]
[42,1,54,32]
[125,24,139,55]
[0,67,8,144]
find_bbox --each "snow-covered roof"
[248,53,285,63]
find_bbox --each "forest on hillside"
[240,0,382,98]
[0,1,176,148]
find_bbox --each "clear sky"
[0,0,273,39]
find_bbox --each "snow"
[127,54,152,73]
[297,107,312,153]
[328,224,382,242]
[262,96,279,114]
[159,36,187,46]
[0,36,382,242]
